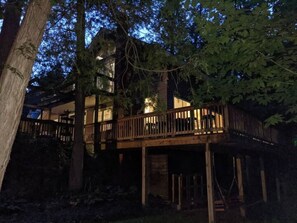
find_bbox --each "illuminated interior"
[174,97,191,109]
[144,97,157,114]
[95,106,113,122]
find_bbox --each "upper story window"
[93,106,113,122]
[96,76,114,93]
[144,96,157,114]
[174,96,190,109]
[96,56,115,93]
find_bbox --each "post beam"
[236,156,246,217]
[205,142,215,223]
[276,176,281,202]
[275,161,281,202]
[260,157,268,203]
[172,174,175,203]
[94,94,100,153]
[177,174,183,210]
[141,146,148,206]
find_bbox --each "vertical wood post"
[276,176,281,202]
[245,155,251,188]
[177,174,183,210]
[275,161,281,202]
[205,142,215,223]
[172,174,175,203]
[236,156,246,217]
[194,175,198,201]
[260,157,268,203]
[48,108,52,120]
[40,109,44,120]
[118,153,124,185]
[94,94,100,153]
[186,175,190,201]
[201,175,204,199]
[223,105,229,131]
[141,146,148,206]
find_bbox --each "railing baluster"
[19,105,280,145]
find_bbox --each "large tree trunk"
[114,13,130,119]
[0,0,51,190]
[0,0,23,76]
[68,79,85,191]
[68,0,86,191]
[111,12,130,147]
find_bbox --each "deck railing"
[84,121,113,143]
[18,118,74,142]
[227,105,280,144]
[117,104,281,144]
[19,104,282,145]
[117,104,226,140]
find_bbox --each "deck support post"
[236,156,246,217]
[193,175,198,202]
[276,176,281,202]
[40,109,44,120]
[205,142,215,223]
[260,157,268,203]
[245,155,251,188]
[141,145,148,206]
[118,153,124,183]
[48,108,52,120]
[177,174,183,210]
[94,94,100,153]
[172,174,175,203]
[275,162,281,202]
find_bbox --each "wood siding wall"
[149,155,169,199]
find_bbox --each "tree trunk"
[68,0,86,192]
[114,17,129,119]
[0,0,51,190]
[94,94,100,154]
[0,0,23,76]
[111,14,130,146]
[68,79,85,191]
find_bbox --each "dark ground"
[0,194,245,223]
[0,185,177,223]
[2,136,296,223]
[0,193,146,223]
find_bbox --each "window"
[144,97,157,114]
[96,76,114,93]
[97,57,115,78]
[94,106,113,122]
[174,97,190,109]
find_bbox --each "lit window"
[174,96,190,109]
[144,97,157,114]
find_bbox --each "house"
[19,29,287,223]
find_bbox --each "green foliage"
[264,114,284,127]
[167,0,297,124]
[32,0,297,125]
[4,135,71,197]
[29,63,65,91]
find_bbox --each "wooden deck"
[116,104,281,148]
[18,118,74,143]
[19,104,282,148]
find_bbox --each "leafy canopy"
[157,0,297,125]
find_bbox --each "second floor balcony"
[18,104,283,148]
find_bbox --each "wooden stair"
[214,199,226,212]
